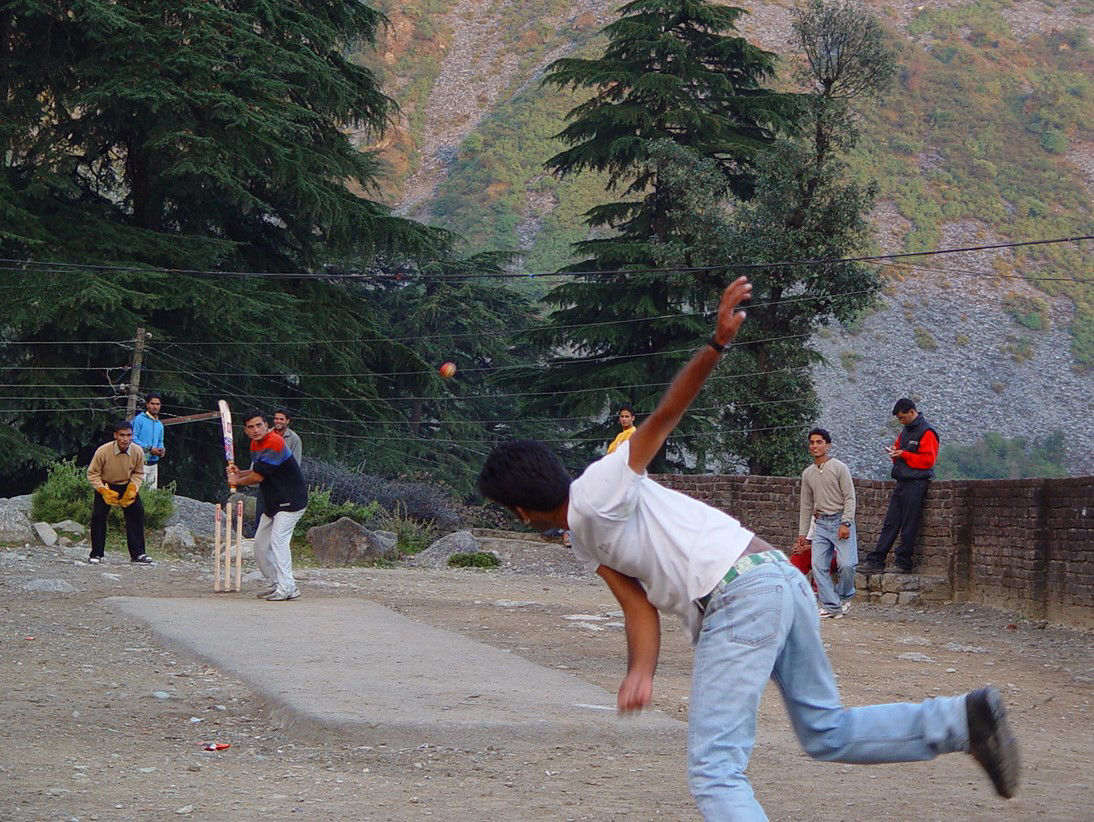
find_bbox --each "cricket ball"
[438,361,457,379]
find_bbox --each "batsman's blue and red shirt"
[250,430,307,513]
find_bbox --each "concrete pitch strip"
[108,597,683,749]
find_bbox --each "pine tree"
[520,0,799,471]
[0,1,480,495]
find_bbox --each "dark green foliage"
[517,0,800,472]
[31,459,174,528]
[291,488,381,545]
[0,1,539,498]
[937,431,1067,479]
[447,551,500,569]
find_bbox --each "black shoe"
[966,687,1020,799]
[858,561,884,574]
[895,563,915,574]
[131,554,154,565]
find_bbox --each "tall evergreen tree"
[0,1,475,495]
[650,0,896,475]
[519,0,799,471]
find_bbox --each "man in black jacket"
[861,398,939,573]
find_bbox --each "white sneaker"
[819,607,844,620]
[255,585,277,599]
[265,587,300,601]
[841,601,852,615]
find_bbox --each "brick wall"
[651,473,1094,628]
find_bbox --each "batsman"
[226,408,308,601]
[477,276,1020,820]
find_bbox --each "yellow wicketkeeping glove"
[119,484,139,507]
[96,486,121,506]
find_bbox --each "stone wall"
[651,474,1094,628]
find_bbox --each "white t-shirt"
[567,440,755,643]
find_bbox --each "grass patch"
[447,551,500,569]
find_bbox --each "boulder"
[161,524,197,555]
[409,530,480,569]
[33,522,58,547]
[0,496,34,544]
[50,519,86,537]
[372,531,398,553]
[306,517,392,566]
[164,495,219,541]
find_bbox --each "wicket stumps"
[213,498,244,592]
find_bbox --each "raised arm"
[627,276,752,474]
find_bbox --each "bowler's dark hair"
[892,398,917,415]
[619,404,635,415]
[241,408,267,425]
[274,407,292,419]
[145,391,162,402]
[478,440,572,511]
[113,419,133,433]
[808,427,831,444]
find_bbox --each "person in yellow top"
[86,420,152,564]
[606,405,637,454]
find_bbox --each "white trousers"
[143,462,159,490]
[253,508,304,592]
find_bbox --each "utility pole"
[125,326,151,419]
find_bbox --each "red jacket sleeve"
[902,430,939,470]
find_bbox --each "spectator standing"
[796,428,857,619]
[861,398,939,574]
[86,420,153,564]
[272,408,303,463]
[606,405,637,454]
[227,409,307,601]
[130,392,165,489]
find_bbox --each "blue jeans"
[812,513,858,612]
[688,560,970,820]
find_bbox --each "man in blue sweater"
[131,393,166,490]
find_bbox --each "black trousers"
[90,482,146,559]
[866,479,929,569]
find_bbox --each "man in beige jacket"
[86,420,152,564]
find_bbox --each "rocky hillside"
[367,0,1094,477]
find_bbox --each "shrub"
[301,459,461,529]
[376,501,438,555]
[31,459,174,529]
[292,488,381,546]
[447,551,500,569]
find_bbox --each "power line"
[0,234,1088,282]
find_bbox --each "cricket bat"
[218,399,236,492]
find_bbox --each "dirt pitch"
[1,547,1090,821]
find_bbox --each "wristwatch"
[840,520,852,527]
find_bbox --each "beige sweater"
[87,442,145,490]
[798,457,856,536]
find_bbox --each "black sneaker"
[895,563,916,574]
[966,686,1020,798]
[131,554,154,565]
[858,561,884,574]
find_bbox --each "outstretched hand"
[712,276,753,348]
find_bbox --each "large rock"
[164,495,219,541]
[409,530,480,569]
[50,520,86,537]
[161,524,197,555]
[23,578,78,593]
[0,496,34,544]
[32,522,58,547]
[307,517,392,566]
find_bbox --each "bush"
[31,459,175,528]
[447,551,500,569]
[376,501,438,555]
[301,459,461,529]
[292,488,380,546]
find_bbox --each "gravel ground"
[1,544,1091,821]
